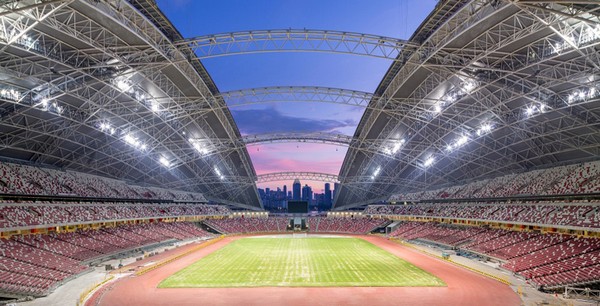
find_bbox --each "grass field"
[159,237,445,288]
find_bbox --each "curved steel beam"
[182,132,409,165]
[212,86,433,118]
[241,132,412,160]
[176,29,418,60]
[219,86,373,108]
[243,132,352,146]
[256,172,339,184]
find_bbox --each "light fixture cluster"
[189,138,209,155]
[18,34,38,50]
[99,122,116,135]
[50,101,63,114]
[580,24,600,44]
[567,87,597,104]
[0,88,21,101]
[423,156,435,168]
[114,77,162,114]
[98,123,177,169]
[159,156,171,168]
[476,123,493,136]
[550,24,600,55]
[425,121,494,169]
[370,166,381,180]
[383,80,478,175]
[430,81,476,116]
[383,139,405,156]
[115,78,132,92]
[551,38,574,55]
[462,80,477,93]
[214,167,225,180]
[446,134,470,152]
[524,103,549,117]
[380,79,486,172]
[123,132,147,151]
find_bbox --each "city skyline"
[258,179,336,212]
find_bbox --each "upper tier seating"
[0,202,231,230]
[365,202,600,229]
[390,160,600,201]
[0,161,205,201]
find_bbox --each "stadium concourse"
[1,0,600,305]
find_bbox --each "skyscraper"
[333,182,340,205]
[283,185,287,199]
[293,179,301,200]
[301,184,313,202]
[324,183,332,209]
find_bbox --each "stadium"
[0,0,599,305]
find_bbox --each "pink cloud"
[248,143,346,190]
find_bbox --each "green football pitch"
[159,237,445,288]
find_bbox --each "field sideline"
[159,237,446,288]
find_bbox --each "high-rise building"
[301,184,313,202]
[333,182,340,205]
[324,183,332,209]
[293,179,301,200]
[283,185,287,199]
[314,193,324,211]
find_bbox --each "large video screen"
[287,200,308,214]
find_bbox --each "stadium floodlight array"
[99,122,116,135]
[383,139,405,156]
[524,103,549,117]
[0,87,21,101]
[114,77,163,116]
[115,77,133,93]
[430,85,468,117]
[39,98,49,109]
[462,80,477,93]
[214,167,225,180]
[151,102,161,113]
[189,138,209,155]
[548,23,600,55]
[567,87,598,104]
[371,166,381,180]
[123,133,147,151]
[49,101,63,114]
[159,156,171,168]
[446,134,470,153]
[476,123,493,136]
[30,96,64,114]
[423,156,435,168]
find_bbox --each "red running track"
[89,235,521,306]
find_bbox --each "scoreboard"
[287,201,308,214]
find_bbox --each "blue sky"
[157,0,437,192]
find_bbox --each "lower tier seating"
[0,222,212,297]
[204,217,386,234]
[204,217,289,233]
[389,221,600,288]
